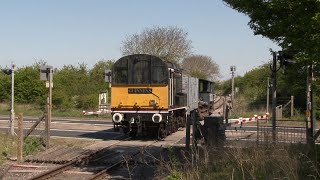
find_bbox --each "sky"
[0,0,280,80]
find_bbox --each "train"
[107,54,214,139]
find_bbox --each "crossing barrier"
[82,109,111,116]
[226,113,269,126]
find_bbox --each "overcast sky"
[0,0,280,80]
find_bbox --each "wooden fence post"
[17,113,23,163]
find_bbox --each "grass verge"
[160,144,320,180]
[0,132,97,165]
[0,133,44,165]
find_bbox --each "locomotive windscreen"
[113,54,168,85]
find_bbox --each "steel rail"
[90,140,159,180]
[28,136,131,180]
[28,160,76,180]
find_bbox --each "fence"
[256,119,306,144]
[225,118,307,145]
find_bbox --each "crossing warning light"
[2,69,12,75]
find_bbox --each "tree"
[182,55,220,80]
[224,0,320,117]
[53,63,92,110]
[89,60,114,87]
[223,0,320,60]
[121,26,192,62]
[89,60,114,103]
[0,67,11,102]
[15,65,46,104]
[0,62,48,105]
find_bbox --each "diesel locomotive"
[108,54,214,139]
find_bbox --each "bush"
[77,94,98,110]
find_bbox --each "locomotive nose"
[152,113,162,123]
[113,113,123,123]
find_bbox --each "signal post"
[270,50,295,143]
[40,66,53,149]
[2,63,16,136]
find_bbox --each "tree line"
[0,60,113,111]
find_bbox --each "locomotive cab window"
[113,54,168,85]
[128,57,151,84]
[199,80,213,93]
[151,57,168,84]
[113,58,128,84]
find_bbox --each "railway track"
[89,140,159,180]
[25,146,90,164]
[212,95,226,115]
[28,136,131,180]
[28,138,159,180]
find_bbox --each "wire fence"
[24,112,47,144]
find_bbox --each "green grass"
[0,103,112,119]
[0,133,16,165]
[166,170,183,180]
[23,136,44,156]
[0,103,42,117]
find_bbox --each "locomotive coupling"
[112,113,123,123]
[152,113,162,123]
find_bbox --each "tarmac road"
[0,115,121,140]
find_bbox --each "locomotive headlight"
[152,113,162,123]
[113,113,123,123]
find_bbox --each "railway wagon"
[108,54,214,139]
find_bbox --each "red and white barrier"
[82,109,111,116]
[226,113,269,126]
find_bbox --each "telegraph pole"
[10,62,15,136]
